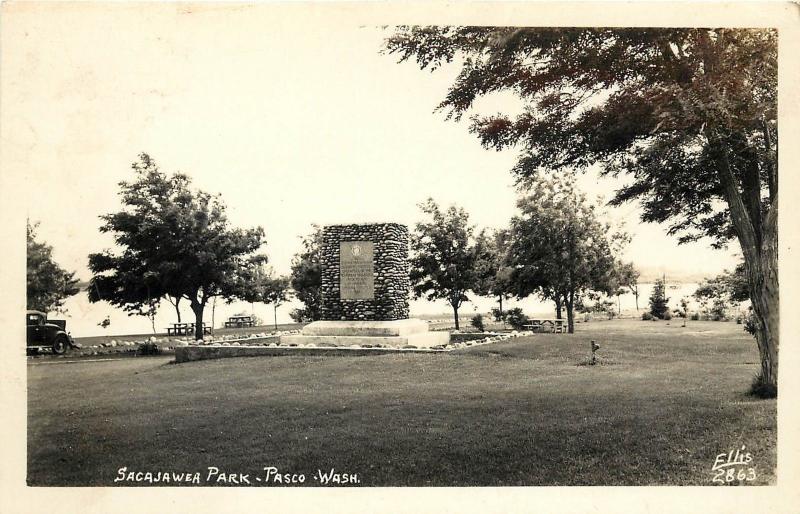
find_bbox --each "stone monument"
[281,223,449,348]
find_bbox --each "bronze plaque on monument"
[339,241,375,300]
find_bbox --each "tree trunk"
[634,286,639,311]
[274,304,278,330]
[565,292,575,334]
[712,133,778,395]
[168,295,182,323]
[743,203,779,395]
[452,302,460,331]
[211,297,217,336]
[498,295,504,320]
[555,294,563,320]
[191,301,205,341]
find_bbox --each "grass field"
[27,318,776,486]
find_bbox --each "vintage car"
[26,310,80,354]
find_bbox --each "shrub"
[743,308,757,336]
[596,299,616,319]
[710,298,727,321]
[690,312,700,321]
[642,312,654,321]
[505,308,529,330]
[663,311,672,321]
[471,314,485,332]
[648,278,670,319]
[138,341,161,355]
[490,307,505,322]
[289,308,313,323]
[749,371,777,399]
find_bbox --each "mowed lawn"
[27,319,776,486]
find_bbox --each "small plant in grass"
[490,307,505,322]
[471,314,485,332]
[642,312,654,321]
[675,297,689,327]
[504,308,529,330]
[675,296,689,327]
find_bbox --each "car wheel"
[52,336,69,355]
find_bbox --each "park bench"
[524,319,566,333]
[224,315,254,328]
[166,322,211,336]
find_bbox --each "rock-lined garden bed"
[27,330,303,359]
[30,328,536,361]
[175,330,535,362]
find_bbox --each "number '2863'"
[712,467,756,483]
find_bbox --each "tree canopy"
[614,261,641,311]
[648,278,670,320]
[385,26,778,396]
[410,198,481,330]
[289,225,323,323]
[27,221,80,313]
[694,260,750,317]
[506,174,620,332]
[386,27,775,243]
[244,264,292,330]
[472,228,514,319]
[88,153,267,340]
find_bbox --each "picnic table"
[166,322,211,336]
[224,315,254,328]
[524,319,566,333]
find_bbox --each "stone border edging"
[174,331,534,363]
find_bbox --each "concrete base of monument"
[280,319,450,348]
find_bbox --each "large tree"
[506,175,619,333]
[263,275,291,330]
[289,225,323,322]
[385,27,778,396]
[410,198,481,330]
[649,278,670,320]
[615,261,641,311]
[88,154,267,340]
[27,221,80,312]
[472,228,514,320]
[243,264,292,330]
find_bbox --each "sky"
[5,3,743,287]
